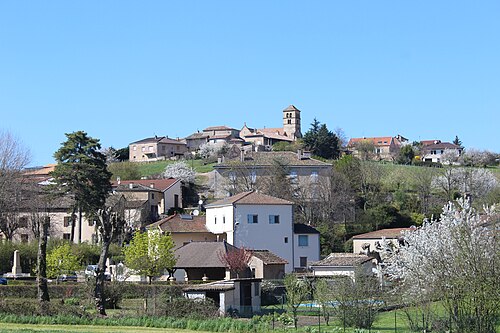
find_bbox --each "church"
[239,105,302,149]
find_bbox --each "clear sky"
[1,1,499,167]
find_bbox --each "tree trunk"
[70,208,76,243]
[78,208,82,243]
[94,239,110,316]
[37,217,50,306]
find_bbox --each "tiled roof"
[311,253,372,267]
[23,164,56,177]
[185,132,210,140]
[113,183,159,192]
[283,105,300,112]
[216,151,330,168]
[348,137,396,147]
[252,250,288,265]
[148,214,209,233]
[207,191,293,207]
[112,178,179,192]
[294,223,320,234]
[352,228,413,239]
[204,126,237,132]
[130,136,185,145]
[420,140,441,146]
[421,142,461,150]
[209,134,233,140]
[174,241,238,268]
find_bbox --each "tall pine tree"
[303,118,340,159]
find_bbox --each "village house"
[352,227,413,255]
[129,136,187,162]
[309,253,375,279]
[212,150,332,198]
[419,140,463,163]
[347,135,408,161]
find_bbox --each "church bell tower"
[283,105,302,140]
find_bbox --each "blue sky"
[1,1,499,166]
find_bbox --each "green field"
[0,323,206,333]
[135,159,216,177]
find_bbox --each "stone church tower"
[283,105,302,139]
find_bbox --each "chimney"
[150,183,154,188]
[129,183,134,189]
[117,177,121,185]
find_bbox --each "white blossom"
[162,161,196,183]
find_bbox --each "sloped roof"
[311,253,372,267]
[113,183,160,192]
[130,136,185,145]
[183,280,235,292]
[283,105,300,112]
[148,214,209,233]
[348,137,396,147]
[294,223,320,234]
[125,200,148,209]
[204,126,237,132]
[112,178,179,192]
[174,241,238,268]
[252,250,288,265]
[185,132,210,140]
[207,191,293,207]
[352,228,413,239]
[421,142,461,150]
[23,164,56,177]
[216,151,330,168]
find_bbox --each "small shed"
[183,278,262,316]
[310,253,375,279]
[249,250,287,279]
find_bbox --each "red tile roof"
[352,228,413,239]
[149,214,209,233]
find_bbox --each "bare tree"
[0,130,31,240]
[217,245,252,278]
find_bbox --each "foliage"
[162,161,196,183]
[217,246,252,278]
[385,199,500,333]
[197,142,228,159]
[123,230,176,284]
[330,274,383,329]
[50,131,112,242]
[395,145,415,165]
[353,140,376,161]
[114,147,129,162]
[313,279,334,325]
[284,274,311,329]
[272,140,304,152]
[107,161,141,181]
[46,243,81,279]
[302,118,340,159]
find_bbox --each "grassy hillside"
[135,160,216,178]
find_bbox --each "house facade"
[205,191,295,272]
[293,223,321,270]
[420,140,463,163]
[129,136,187,162]
[213,151,332,198]
[352,228,412,255]
[347,135,408,161]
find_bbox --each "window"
[269,215,280,224]
[133,145,137,151]
[287,119,291,124]
[63,216,71,227]
[247,214,258,224]
[300,257,308,267]
[20,234,29,243]
[151,193,155,199]
[298,235,309,246]
[214,216,217,224]
[18,217,28,228]
[223,216,226,224]
[141,146,145,152]
[284,237,288,243]
[148,146,153,152]
[88,220,94,227]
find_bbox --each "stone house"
[129,136,187,162]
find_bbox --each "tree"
[51,131,112,243]
[302,118,340,159]
[93,194,126,315]
[114,147,129,162]
[124,229,176,284]
[217,245,252,278]
[0,130,31,240]
[313,279,334,325]
[284,274,311,329]
[354,140,376,161]
[396,145,415,165]
[272,140,304,152]
[162,161,196,183]
[385,199,500,333]
[46,243,81,279]
[453,135,463,148]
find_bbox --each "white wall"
[294,233,320,270]
[233,204,294,272]
[206,205,235,244]
[163,181,183,211]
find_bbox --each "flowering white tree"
[162,161,196,183]
[385,199,500,332]
[432,167,498,202]
[197,142,228,159]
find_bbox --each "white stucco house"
[293,223,321,270]
[205,191,295,272]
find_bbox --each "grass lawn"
[136,159,215,177]
[0,323,207,333]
